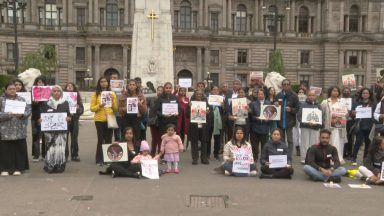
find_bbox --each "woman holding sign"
[39,85,71,173]
[357,136,384,185]
[226,88,250,140]
[90,77,118,165]
[156,82,179,135]
[119,79,147,141]
[351,88,376,166]
[0,82,31,176]
[260,128,293,179]
[176,87,190,143]
[223,127,257,177]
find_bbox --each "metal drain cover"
[189,195,228,208]
[71,195,93,201]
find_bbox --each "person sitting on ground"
[303,129,347,183]
[358,136,384,185]
[223,126,257,177]
[259,128,294,179]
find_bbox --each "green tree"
[21,45,58,75]
[267,50,285,76]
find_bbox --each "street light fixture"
[263,1,290,51]
[7,0,27,73]
[84,69,93,91]
[206,71,213,90]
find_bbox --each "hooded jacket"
[260,139,291,166]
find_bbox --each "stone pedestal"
[130,0,174,87]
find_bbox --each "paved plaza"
[0,121,383,216]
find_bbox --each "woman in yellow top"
[90,77,118,165]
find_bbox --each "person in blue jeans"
[303,129,347,183]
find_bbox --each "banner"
[190,101,206,123]
[41,112,67,131]
[102,143,128,162]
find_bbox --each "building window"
[210,73,219,87]
[76,71,86,90]
[298,6,309,33]
[211,12,219,33]
[76,47,86,65]
[237,49,247,64]
[100,8,105,27]
[7,7,24,24]
[362,15,366,32]
[349,51,358,67]
[300,50,310,67]
[106,2,118,27]
[119,9,124,27]
[45,3,57,26]
[299,75,311,88]
[210,50,220,66]
[58,8,63,27]
[349,5,359,32]
[235,4,247,33]
[266,5,278,33]
[180,1,191,30]
[77,8,86,30]
[39,7,44,25]
[355,75,365,86]
[173,11,178,30]
[6,43,15,61]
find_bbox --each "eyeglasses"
[282,83,290,86]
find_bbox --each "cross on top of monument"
[147,9,158,41]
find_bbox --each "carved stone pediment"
[338,34,375,42]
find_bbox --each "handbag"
[107,113,119,129]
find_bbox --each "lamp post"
[84,69,93,91]
[206,71,213,90]
[7,0,26,73]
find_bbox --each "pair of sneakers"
[1,171,21,176]
[165,168,180,174]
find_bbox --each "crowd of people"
[0,72,383,185]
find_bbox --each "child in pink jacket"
[160,124,184,173]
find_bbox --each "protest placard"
[259,105,281,120]
[63,92,78,114]
[232,98,248,117]
[269,155,287,168]
[340,98,352,111]
[232,148,252,174]
[16,92,32,104]
[331,107,348,128]
[41,113,67,131]
[302,108,322,125]
[342,74,356,90]
[101,91,113,108]
[102,143,128,162]
[4,100,26,114]
[127,97,139,114]
[190,101,206,123]
[110,80,125,92]
[141,159,160,179]
[208,95,224,106]
[178,78,192,88]
[250,71,263,81]
[356,106,372,119]
[162,103,178,115]
[309,86,322,96]
[32,86,52,102]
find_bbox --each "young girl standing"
[160,124,184,173]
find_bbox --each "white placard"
[190,101,206,123]
[178,78,192,88]
[110,80,125,92]
[356,106,372,119]
[162,103,178,115]
[298,95,307,102]
[340,98,352,111]
[348,184,372,189]
[269,155,288,168]
[380,162,384,181]
[250,71,263,81]
[101,91,113,108]
[102,143,128,162]
[232,148,252,174]
[126,97,139,114]
[208,95,224,106]
[63,92,78,114]
[141,159,160,179]
[309,86,322,96]
[41,113,67,131]
[16,92,32,104]
[4,100,26,114]
[259,105,281,120]
[342,74,356,90]
[302,108,322,125]
[323,183,342,188]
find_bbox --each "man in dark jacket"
[303,129,347,183]
[275,79,299,158]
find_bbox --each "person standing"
[207,85,224,160]
[109,71,123,141]
[156,82,179,135]
[297,90,324,163]
[227,88,250,140]
[342,87,354,159]
[148,86,163,157]
[64,83,84,162]
[275,79,299,158]
[224,80,242,141]
[40,85,71,173]
[0,82,31,176]
[90,77,118,165]
[176,87,190,143]
[303,129,347,183]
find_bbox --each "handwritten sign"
[63,92,78,114]
[178,78,192,88]
[208,95,224,106]
[102,143,128,162]
[259,105,281,120]
[32,86,51,102]
[190,101,206,123]
[309,86,322,96]
[302,108,322,125]
[232,148,252,174]
[269,155,287,168]
[126,97,139,114]
[342,74,356,90]
[162,103,178,115]
[101,91,113,108]
[41,112,67,131]
[4,100,26,114]
[141,159,160,179]
[356,106,372,119]
[110,80,125,92]
[16,92,31,104]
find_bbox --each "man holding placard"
[297,90,324,163]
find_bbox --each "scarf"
[47,96,66,110]
[213,106,222,135]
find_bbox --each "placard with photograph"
[309,86,322,96]
[190,101,206,123]
[32,86,52,102]
[342,74,356,90]
[208,95,224,106]
[63,92,78,114]
[101,91,113,108]
[231,98,248,117]
[250,71,263,81]
[331,107,348,128]
[126,97,139,114]
[40,113,68,131]
[110,80,125,92]
[259,105,281,120]
[302,108,322,125]
[102,143,128,163]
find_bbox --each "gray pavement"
[0,121,383,216]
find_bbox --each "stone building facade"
[0,0,384,90]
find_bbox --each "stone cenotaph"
[130,0,174,87]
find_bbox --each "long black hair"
[126,79,141,96]
[231,126,247,146]
[95,77,110,96]
[358,87,375,104]
[327,86,341,98]
[123,127,136,144]
[13,79,26,92]
[64,82,82,103]
[33,75,47,86]
[369,136,384,156]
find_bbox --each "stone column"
[260,0,264,31]
[3,6,8,24]
[68,0,73,27]
[227,0,232,30]
[338,50,344,85]
[204,47,210,77]
[123,45,128,80]
[68,45,75,84]
[254,0,259,31]
[88,0,93,24]
[95,45,100,85]
[124,0,129,26]
[129,0,135,25]
[290,0,295,31]
[317,0,321,32]
[25,0,31,23]
[31,0,36,24]
[222,0,227,29]
[94,0,99,25]
[204,0,209,27]
[340,0,344,32]
[87,45,92,72]
[366,51,372,86]
[62,0,67,25]
[197,47,202,82]
[308,17,311,33]
[380,2,384,32]
[199,0,203,27]
[357,51,362,68]
[367,1,372,32]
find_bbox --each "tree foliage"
[21,45,58,74]
[268,50,285,76]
